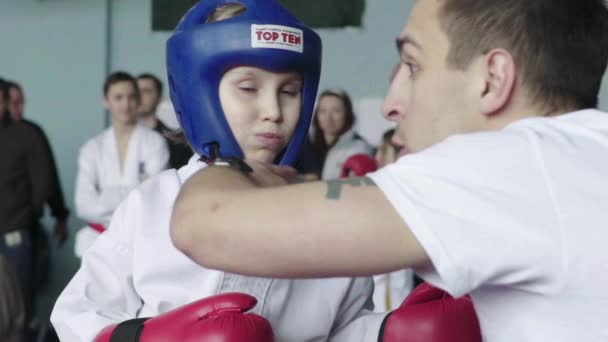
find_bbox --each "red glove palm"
[95,292,274,342]
[380,282,481,342]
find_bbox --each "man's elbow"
[169,198,220,268]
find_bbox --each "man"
[170,0,608,341]
[136,73,193,169]
[6,80,70,248]
[7,80,24,121]
[0,76,70,339]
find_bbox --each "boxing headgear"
[166,0,322,165]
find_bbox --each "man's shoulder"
[9,120,49,144]
[137,124,169,144]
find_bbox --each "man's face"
[9,87,24,120]
[136,78,161,118]
[383,0,484,154]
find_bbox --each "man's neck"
[139,113,158,129]
[486,96,576,131]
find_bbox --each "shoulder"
[137,124,167,143]
[21,119,45,135]
[79,129,113,160]
[80,130,105,151]
[377,129,533,185]
[351,133,373,150]
[137,168,182,199]
[12,120,45,139]
[116,169,182,225]
[338,132,373,154]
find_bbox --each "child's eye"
[238,86,257,93]
[281,89,299,96]
[281,85,301,96]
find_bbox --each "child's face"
[104,81,139,126]
[219,66,303,163]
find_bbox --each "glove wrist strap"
[110,317,149,342]
[378,312,392,342]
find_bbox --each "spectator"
[73,71,169,257]
[136,73,193,169]
[311,89,373,179]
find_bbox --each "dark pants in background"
[1,228,32,342]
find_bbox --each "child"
[52,1,381,341]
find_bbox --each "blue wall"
[0,0,607,322]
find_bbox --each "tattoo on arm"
[325,177,376,200]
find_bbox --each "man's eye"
[405,62,419,76]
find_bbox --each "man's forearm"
[170,170,428,278]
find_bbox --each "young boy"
[52,1,381,341]
[73,71,169,258]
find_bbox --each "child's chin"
[246,151,276,164]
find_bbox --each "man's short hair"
[0,78,7,102]
[438,0,608,110]
[137,73,163,97]
[6,80,23,99]
[103,71,139,97]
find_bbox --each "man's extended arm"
[170,165,428,278]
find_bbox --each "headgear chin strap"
[166,0,322,165]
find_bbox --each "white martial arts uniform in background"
[372,269,414,312]
[73,124,169,257]
[53,156,384,342]
[321,129,374,180]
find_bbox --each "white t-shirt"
[369,109,608,342]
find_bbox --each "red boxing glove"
[380,282,481,342]
[340,154,378,178]
[95,292,274,342]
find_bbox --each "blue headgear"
[166,0,322,165]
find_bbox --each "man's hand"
[54,219,68,247]
[244,159,298,187]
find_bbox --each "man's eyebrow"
[396,35,423,53]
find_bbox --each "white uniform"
[74,125,169,257]
[322,129,374,180]
[370,109,608,341]
[53,157,384,342]
[372,270,414,312]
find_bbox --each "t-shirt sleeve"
[369,131,563,297]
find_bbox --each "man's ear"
[479,49,516,117]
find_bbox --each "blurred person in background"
[5,81,70,299]
[73,71,169,258]
[310,88,373,180]
[0,77,64,341]
[136,73,193,169]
